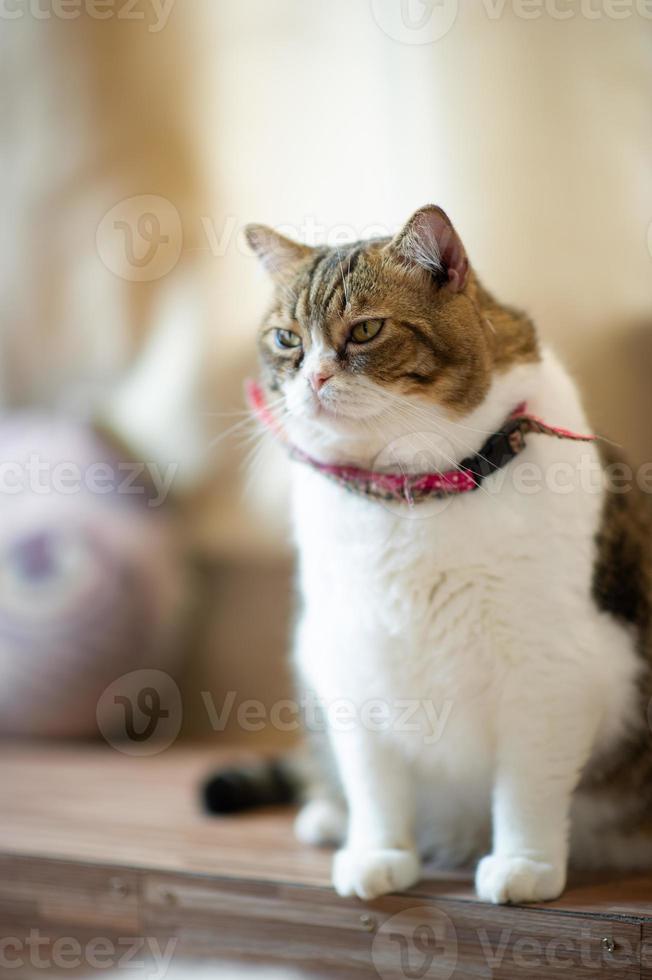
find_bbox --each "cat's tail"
[201,758,299,815]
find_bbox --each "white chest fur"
[289,350,643,902]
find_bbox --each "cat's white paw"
[294,799,347,846]
[333,847,420,900]
[475,854,566,905]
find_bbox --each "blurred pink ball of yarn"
[0,413,187,737]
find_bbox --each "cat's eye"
[274,328,302,350]
[349,320,384,344]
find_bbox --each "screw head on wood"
[108,877,130,899]
[601,937,616,954]
[360,913,376,932]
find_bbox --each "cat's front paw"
[333,847,420,900]
[475,854,566,905]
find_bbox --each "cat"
[204,205,652,904]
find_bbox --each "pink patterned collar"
[246,380,596,506]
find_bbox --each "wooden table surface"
[2,743,652,978]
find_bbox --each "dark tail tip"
[202,761,296,815]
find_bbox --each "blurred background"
[0,1,651,971]
[0,0,651,752]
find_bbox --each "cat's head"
[247,207,539,465]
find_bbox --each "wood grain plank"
[0,855,140,932]
[2,745,652,978]
[143,871,643,979]
[639,922,652,980]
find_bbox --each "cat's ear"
[390,206,469,292]
[245,224,313,282]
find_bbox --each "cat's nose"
[309,371,334,392]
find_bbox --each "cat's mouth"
[297,381,384,428]
[310,394,340,419]
[304,396,377,432]
[297,387,355,425]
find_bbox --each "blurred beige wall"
[0,4,211,411]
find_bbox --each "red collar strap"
[246,380,596,506]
